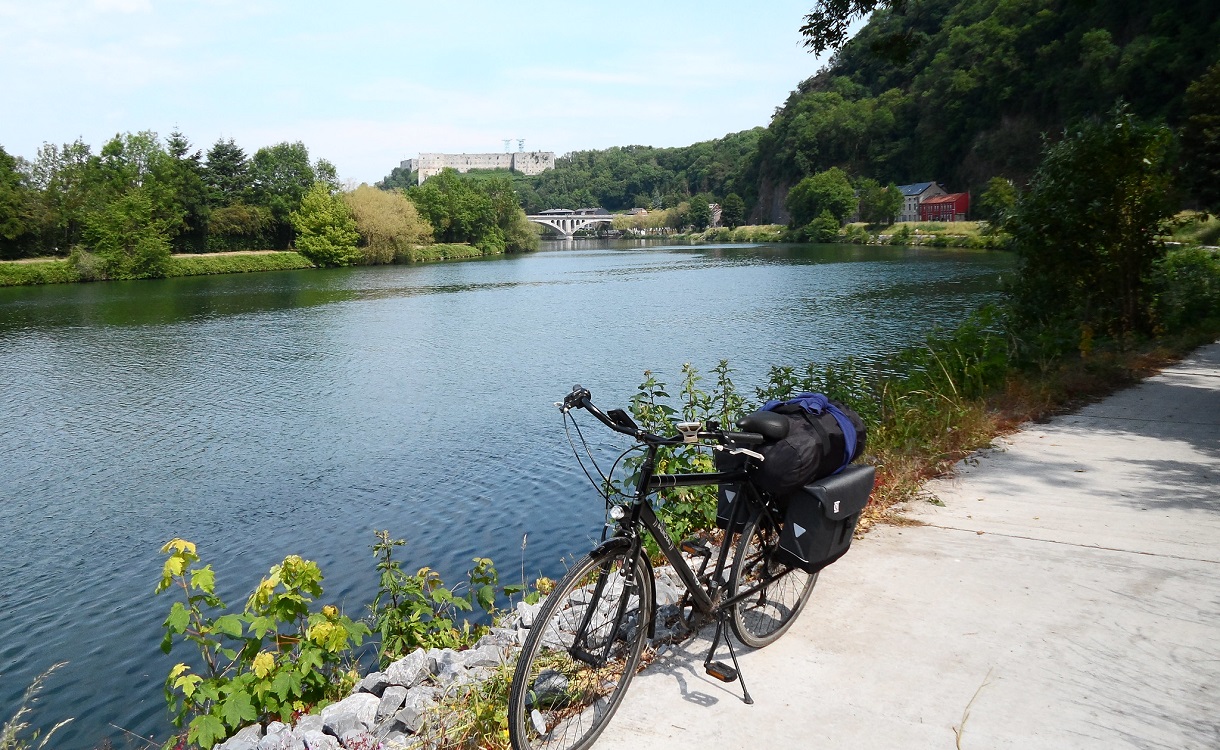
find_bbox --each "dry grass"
[1,663,72,750]
[862,333,1214,528]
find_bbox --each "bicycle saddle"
[737,410,789,441]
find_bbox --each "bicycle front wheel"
[728,510,817,648]
[508,545,653,750]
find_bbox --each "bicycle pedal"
[705,661,738,683]
[679,538,712,557]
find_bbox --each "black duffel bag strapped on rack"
[743,393,867,497]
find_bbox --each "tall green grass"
[164,252,313,277]
[0,261,80,286]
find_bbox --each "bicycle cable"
[562,409,639,507]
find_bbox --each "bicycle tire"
[508,545,653,750]
[727,510,817,648]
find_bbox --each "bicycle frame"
[615,440,786,627]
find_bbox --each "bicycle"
[507,385,827,750]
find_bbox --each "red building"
[918,192,970,222]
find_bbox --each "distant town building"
[897,182,947,222]
[918,192,970,222]
[401,151,556,184]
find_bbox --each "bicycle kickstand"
[703,615,754,705]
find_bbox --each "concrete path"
[596,343,1220,750]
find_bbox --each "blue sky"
[0,0,837,184]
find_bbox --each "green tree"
[0,146,36,259]
[721,192,746,228]
[206,204,272,252]
[805,209,841,242]
[376,165,417,191]
[290,182,359,266]
[1008,106,1176,340]
[688,192,714,230]
[977,176,1018,226]
[314,159,340,193]
[160,130,209,252]
[800,0,898,55]
[204,139,251,207]
[82,187,173,279]
[408,170,496,247]
[405,170,538,253]
[855,177,901,224]
[1181,61,1220,213]
[250,142,315,247]
[29,139,94,252]
[786,167,856,227]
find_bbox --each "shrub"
[803,210,840,243]
[205,204,273,252]
[83,188,173,279]
[290,183,359,267]
[1007,106,1175,339]
[369,531,519,667]
[343,185,433,264]
[1151,246,1220,332]
[157,540,369,749]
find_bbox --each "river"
[0,240,1013,747]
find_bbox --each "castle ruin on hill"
[400,151,556,184]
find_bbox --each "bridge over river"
[526,209,613,239]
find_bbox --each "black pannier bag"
[745,398,867,497]
[714,448,748,532]
[776,464,875,573]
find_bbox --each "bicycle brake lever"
[729,447,764,461]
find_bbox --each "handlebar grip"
[562,385,591,410]
[722,431,765,445]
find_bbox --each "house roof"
[898,182,938,196]
[921,193,968,204]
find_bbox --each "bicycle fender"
[589,537,658,640]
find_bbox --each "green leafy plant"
[624,362,749,550]
[369,531,521,667]
[156,539,369,750]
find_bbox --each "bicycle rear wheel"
[728,510,817,648]
[508,545,653,750]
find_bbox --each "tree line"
[374,0,1219,228]
[0,131,537,274]
[755,0,1220,216]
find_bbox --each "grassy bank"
[0,243,513,288]
[407,243,493,262]
[165,251,314,277]
[671,221,1006,249]
[0,252,313,287]
[0,260,81,286]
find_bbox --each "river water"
[0,241,1012,747]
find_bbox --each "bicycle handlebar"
[560,384,765,446]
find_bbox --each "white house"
[897,182,947,222]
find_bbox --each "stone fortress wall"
[401,152,556,184]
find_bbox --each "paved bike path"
[596,342,1220,750]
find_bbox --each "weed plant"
[0,664,72,750]
[369,531,521,667]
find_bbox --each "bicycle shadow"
[641,626,752,709]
